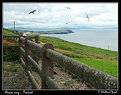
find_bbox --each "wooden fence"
[3,35,118,89]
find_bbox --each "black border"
[1,1,120,95]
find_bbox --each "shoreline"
[40,35,118,52]
[17,29,74,34]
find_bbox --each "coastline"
[35,29,74,34]
[40,29,118,51]
[17,29,74,34]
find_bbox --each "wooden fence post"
[18,34,23,48]
[19,34,22,58]
[41,43,54,89]
[18,34,20,48]
[35,35,39,63]
[35,35,39,43]
[25,37,31,73]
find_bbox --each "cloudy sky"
[3,2,118,30]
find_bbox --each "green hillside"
[34,29,73,34]
[3,29,118,77]
[3,29,17,35]
[17,29,73,34]
[39,36,118,77]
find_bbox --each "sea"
[40,29,118,51]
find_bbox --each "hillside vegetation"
[39,36,118,77]
[3,29,18,45]
[39,36,118,61]
[3,28,19,35]
[3,29,118,77]
[18,29,73,34]
[36,29,73,34]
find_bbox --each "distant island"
[36,29,74,34]
[16,29,74,34]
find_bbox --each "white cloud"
[3,2,118,29]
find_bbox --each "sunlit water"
[40,29,118,51]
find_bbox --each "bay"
[40,29,118,51]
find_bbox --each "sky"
[3,2,118,30]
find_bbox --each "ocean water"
[40,29,118,51]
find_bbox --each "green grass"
[3,29,118,78]
[12,79,19,83]
[3,61,24,72]
[73,58,118,78]
[3,47,19,61]
[3,65,24,72]
[39,36,118,77]
[3,29,17,35]
[3,29,19,43]
[39,36,118,61]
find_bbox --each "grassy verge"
[3,61,24,72]
[39,36,118,77]
[3,29,16,35]
[3,29,19,61]
[3,29,19,43]
[3,28,19,35]
[39,36,118,61]
[73,58,118,78]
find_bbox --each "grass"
[3,66,24,72]
[73,58,118,78]
[39,36,118,77]
[3,29,19,43]
[3,29,16,35]
[3,28,19,35]
[64,80,74,87]
[3,64,24,72]
[3,29,19,61]
[39,36,118,61]
[12,79,19,83]
[3,61,24,72]
[3,47,19,61]
[3,29,118,78]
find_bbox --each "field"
[73,58,118,77]
[39,36,118,78]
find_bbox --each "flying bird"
[85,13,90,22]
[65,22,68,24]
[65,7,71,9]
[29,10,36,14]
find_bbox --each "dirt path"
[31,61,95,90]
[3,61,32,89]
[3,61,95,90]
[53,65,95,90]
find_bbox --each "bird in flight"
[65,22,68,24]
[85,13,90,22]
[29,10,37,14]
[65,7,71,9]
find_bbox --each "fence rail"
[3,45,18,48]
[27,40,42,54]
[46,76,60,89]
[3,35,35,38]
[27,71,40,89]
[3,35,19,38]
[46,49,118,89]
[3,34,118,89]
[27,55,42,78]
[19,35,59,89]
